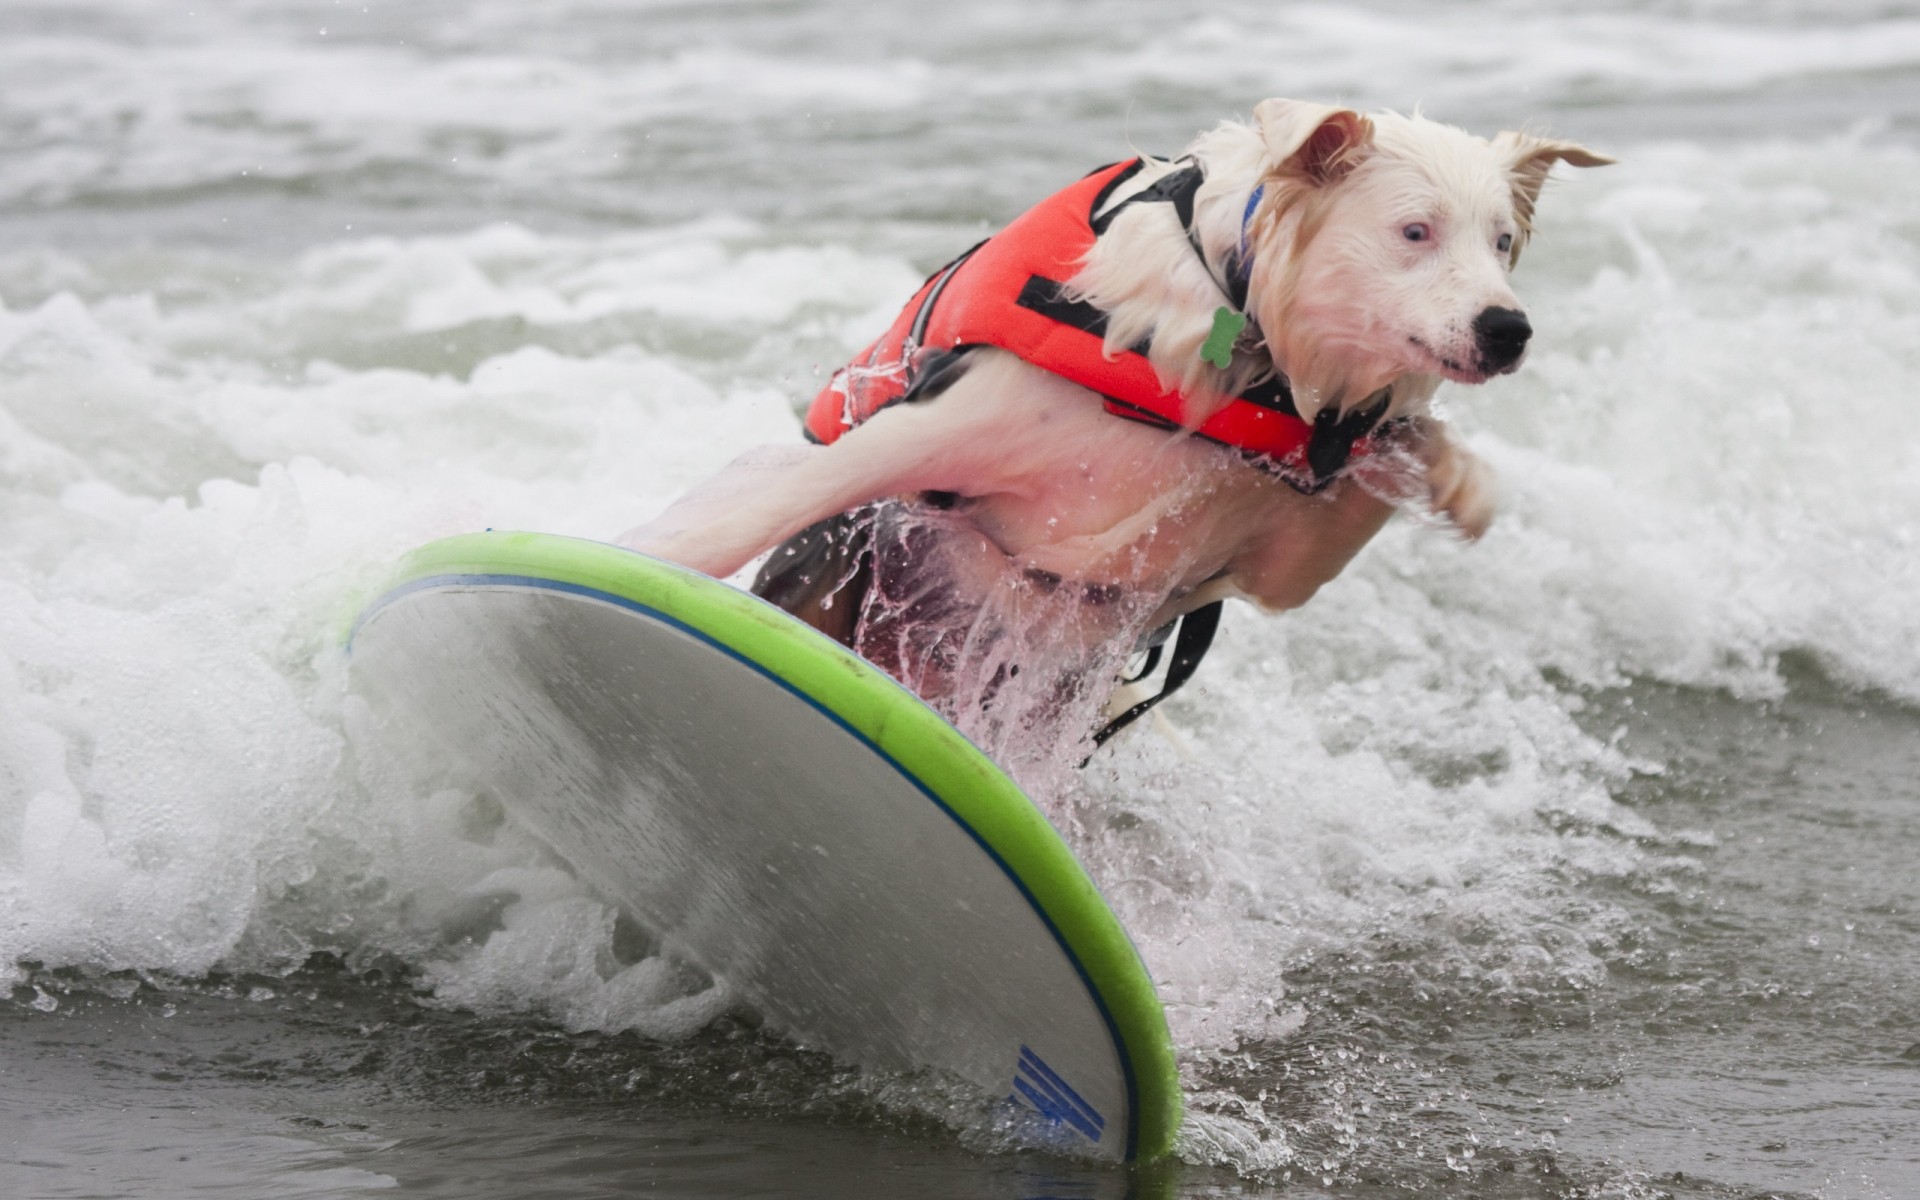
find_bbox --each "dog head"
[1244,100,1612,420]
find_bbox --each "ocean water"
[3,1,1920,1197]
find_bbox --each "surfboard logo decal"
[1012,1045,1107,1143]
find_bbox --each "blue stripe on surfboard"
[352,569,1148,1161]
[1013,1076,1103,1143]
[1020,1044,1107,1131]
[1011,1044,1107,1143]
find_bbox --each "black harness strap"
[906,241,984,348]
[1013,275,1161,359]
[1014,274,1114,339]
[1091,162,1253,316]
[1307,390,1394,481]
[1087,600,1223,753]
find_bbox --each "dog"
[624,99,1610,768]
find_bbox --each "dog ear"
[1254,99,1374,185]
[1494,132,1615,265]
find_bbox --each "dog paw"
[1425,438,1497,540]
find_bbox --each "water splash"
[851,500,1177,792]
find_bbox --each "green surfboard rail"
[355,530,1182,1161]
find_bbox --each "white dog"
[626,100,1608,767]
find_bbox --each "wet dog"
[625,100,1609,766]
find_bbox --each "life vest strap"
[1085,600,1224,754]
[1091,159,1254,315]
[1014,275,1143,354]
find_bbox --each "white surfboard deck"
[347,532,1178,1162]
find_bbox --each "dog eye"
[1496,232,1514,253]
[1402,223,1431,243]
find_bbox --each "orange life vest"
[802,158,1389,491]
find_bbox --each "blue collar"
[1233,184,1264,299]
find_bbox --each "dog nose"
[1472,306,1532,370]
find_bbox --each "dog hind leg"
[749,509,874,646]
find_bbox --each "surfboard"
[347,531,1179,1162]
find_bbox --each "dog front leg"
[618,394,1026,580]
[619,444,820,571]
[1403,417,1497,540]
[617,441,883,579]
[1233,478,1398,612]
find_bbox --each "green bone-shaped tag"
[1200,306,1245,369]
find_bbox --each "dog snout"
[1472,306,1532,372]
